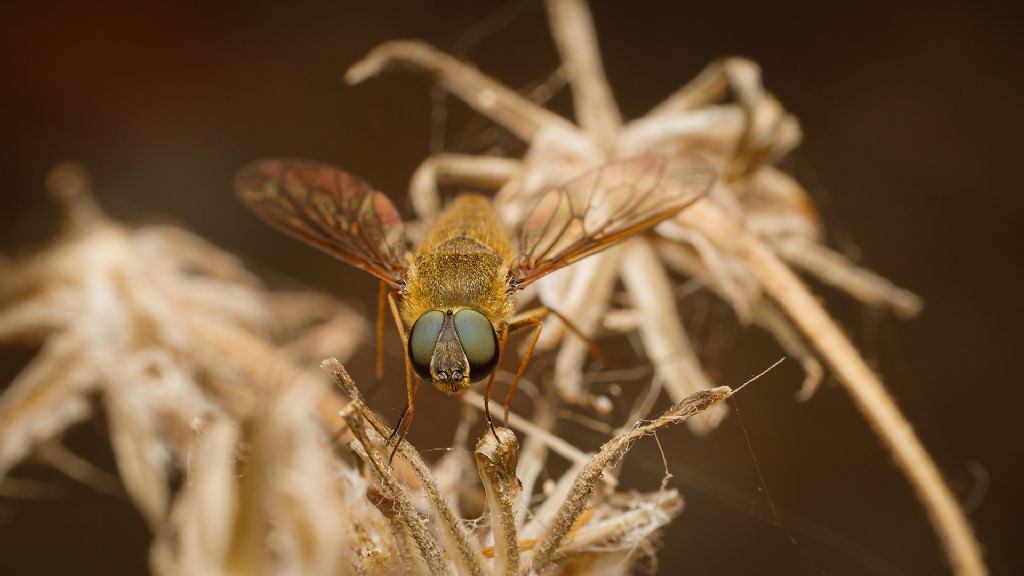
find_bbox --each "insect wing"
[235,159,407,287]
[511,155,713,288]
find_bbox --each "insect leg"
[386,405,408,447]
[512,306,603,359]
[367,280,389,400]
[504,315,544,426]
[385,289,418,464]
[483,322,510,441]
[389,376,420,465]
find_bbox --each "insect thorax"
[401,194,515,327]
[401,239,514,328]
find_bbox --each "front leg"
[384,288,420,464]
[498,306,603,426]
[372,280,388,397]
[511,306,603,359]
[503,314,543,427]
[483,322,511,439]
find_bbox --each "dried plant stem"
[520,461,584,541]
[226,419,270,575]
[555,490,681,555]
[151,418,238,576]
[648,58,736,117]
[347,438,435,575]
[528,386,732,573]
[773,238,924,318]
[35,441,122,497]
[411,153,520,221]
[342,407,449,575]
[182,313,348,433]
[475,428,521,575]
[0,328,98,476]
[104,393,170,528]
[548,248,622,412]
[515,397,556,527]
[0,288,73,340]
[738,236,986,575]
[461,390,594,473]
[390,515,432,575]
[751,299,825,401]
[45,162,103,231]
[382,510,429,576]
[620,239,727,433]
[347,41,576,142]
[544,0,621,149]
[324,359,488,576]
[654,237,825,399]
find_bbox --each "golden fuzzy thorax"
[401,194,515,329]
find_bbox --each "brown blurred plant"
[0,163,363,529]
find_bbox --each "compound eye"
[453,308,498,382]
[409,310,444,380]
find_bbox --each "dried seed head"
[475,428,522,575]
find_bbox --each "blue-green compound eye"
[409,310,444,380]
[453,309,499,382]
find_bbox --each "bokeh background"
[1,0,1021,574]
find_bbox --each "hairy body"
[401,194,516,329]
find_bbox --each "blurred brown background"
[1,0,1020,574]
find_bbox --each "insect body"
[402,194,513,393]
[235,155,712,450]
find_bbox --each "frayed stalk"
[325,358,488,576]
[528,386,731,573]
[341,404,449,574]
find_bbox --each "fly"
[235,155,713,456]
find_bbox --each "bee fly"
[236,155,712,455]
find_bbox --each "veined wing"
[235,159,407,287]
[510,155,714,289]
